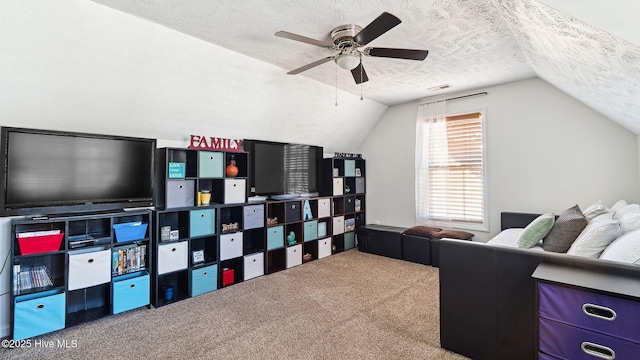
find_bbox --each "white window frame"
[417,108,489,232]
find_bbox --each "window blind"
[428,112,484,224]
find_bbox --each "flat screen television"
[1,127,155,216]
[244,139,323,197]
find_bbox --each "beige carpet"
[2,250,468,359]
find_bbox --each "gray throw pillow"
[543,205,587,252]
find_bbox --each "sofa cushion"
[567,213,621,258]
[518,213,555,249]
[600,228,640,264]
[402,225,442,237]
[433,229,474,240]
[543,205,587,253]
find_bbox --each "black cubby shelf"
[10,209,152,340]
[9,143,366,340]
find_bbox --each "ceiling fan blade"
[275,31,335,49]
[351,63,369,84]
[287,56,334,75]
[365,47,429,61]
[353,12,401,46]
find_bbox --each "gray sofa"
[438,212,640,360]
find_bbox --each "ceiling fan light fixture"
[335,53,360,70]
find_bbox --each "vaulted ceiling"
[91,0,640,133]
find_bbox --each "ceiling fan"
[275,12,429,84]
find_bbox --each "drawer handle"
[581,342,615,360]
[253,259,256,262]
[179,185,183,189]
[230,238,234,242]
[88,258,94,264]
[203,271,208,276]
[172,248,177,252]
[294,249,297,252]
[292,205,296,209]
[130,284,136,288]
[233,184,237,187]
[583,303,617,321]
[37,304,45,310]
[201,214,205,218]
[210,156,214,160]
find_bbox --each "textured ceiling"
[90,0,640,133]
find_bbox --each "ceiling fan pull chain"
[335,61,339,106]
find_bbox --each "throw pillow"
[613,204,640,234]
[610,199,628,213]
[582,200,609,221]
[403,226,442,237]
[600,228,640,264]
[567,213,621,258]
[433,229,474,240]
[518,213,555,248]
[542,205,588,253]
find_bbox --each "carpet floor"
[2,250,468,359]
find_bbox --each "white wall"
[0,0,387,153]
[0,0,388,338]
[357,77,640,242]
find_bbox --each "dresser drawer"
[317,198,331,218]
[539,317,640,359]
[198,151,224,178]
[538,352,561,360]
[303,220,318,242]
[267,226,284,250]
[243,204,264,230]
[286,244,302,268]
[112,273,150,314]
[166,180,195,208]
[332,178,344,196]
[539,282,640,343]
[224,179,246,204]
[13,290,66,340]
[220,232,243,260]
[333,216,344,235]
[68,248,111,290]
[190,209,216,237]
[190,264,218,297]
[157,241,188,275]
[318,237,332,259]
[244,252,264,281]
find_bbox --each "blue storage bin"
[267,226,284,250]
[14,290,66,340]
[112,273,150,314]
[113,222,148,242]
[190,264,218,297]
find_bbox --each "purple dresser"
[533,263,640,360]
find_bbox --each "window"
[416,108,487,231]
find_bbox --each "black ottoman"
[356,224,406,259]
[401,234,432,265]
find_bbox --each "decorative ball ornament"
[226,155,239,177]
